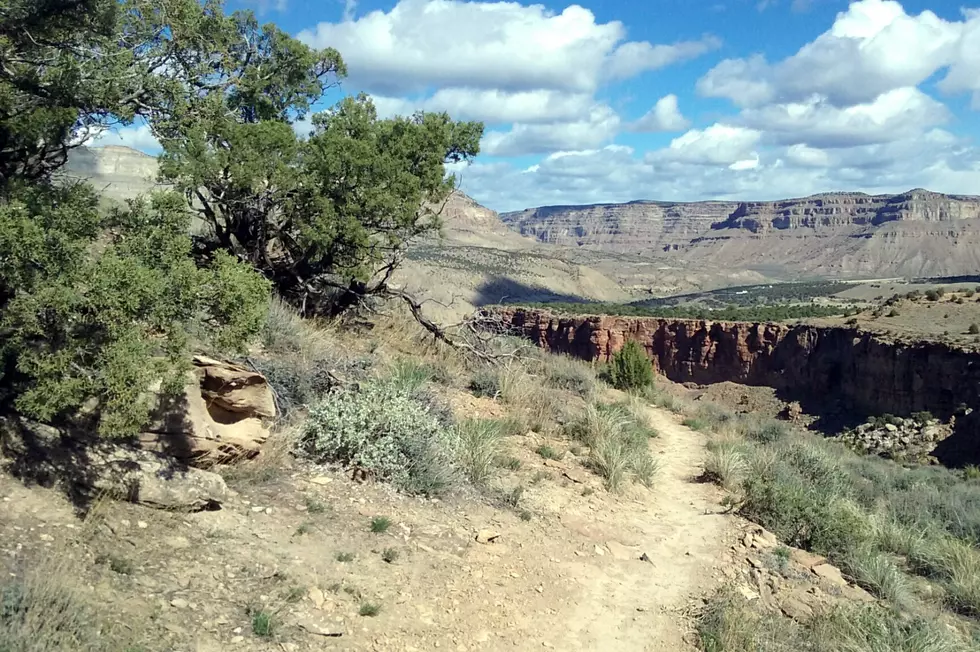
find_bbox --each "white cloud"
[369,88,596,124]
[696,55,774,108]
[631,94,691,132]
[605,35,721,80]
[480,104,621,156]
[456,127,980,213]
[739,87,949,148]
[698,0,976,108]
[937,8,980,107]
[88,125,161,153]
[297,0,719,94]
[652,124,762,167]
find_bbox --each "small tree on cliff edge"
[609,341,654,392]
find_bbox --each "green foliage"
[381,548,399,564]
[160,69,483,309]
[925,289,941,301]
[517,300,848,322]
[456,419,504,485]
[969,324,979,335]
[370,516,392,533]
[0,186,269,436]
[300,382,458,495]
[250,609,276,637]
[387,359,434,394]
[541,355,596,397]
[566,402,658,491]
[358,602,381,617]
[535,444,562,460]
[697,591,974,652]
[608,340,654,391]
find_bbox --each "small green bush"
[608,340,654,391]
[251,609,276,637]
[300,382,458,495]
[925,289,940,301]
[969,323,979,335]
[742,418,790,444]
[359,602,381,617]
[542,355,596,397]
[370,516,392,533]
[387,359,434,393]
[566,402,658,491]
[535,444,562,460]
[456,419,504,485]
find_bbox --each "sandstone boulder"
[0,417,229,511]
[139,355,276,466]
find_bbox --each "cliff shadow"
[931,411,980,468]
[474,278,588,307]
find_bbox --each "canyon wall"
[496,308,980,422]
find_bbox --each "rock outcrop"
[139,355,276,466]
[838,415,954,462]
[494,307,980,464]
[0,417,230,511]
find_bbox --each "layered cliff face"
[500,200,738,252]
[496,308,980,425]
[502,190,980,278]
[713,189,980,233]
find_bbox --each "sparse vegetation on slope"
[518,300,852,322]
[684,395,980,647]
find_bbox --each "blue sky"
[97,0,980,212]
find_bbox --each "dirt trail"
[0,401,735,652]
[551,405,733,651]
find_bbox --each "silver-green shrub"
[300,381,458,495]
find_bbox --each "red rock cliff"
[493,307,980,420]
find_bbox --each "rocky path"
[554,405,732,651]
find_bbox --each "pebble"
[170,598,189,609]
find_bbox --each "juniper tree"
[0,0,270,436]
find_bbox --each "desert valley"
[5,0,980,651]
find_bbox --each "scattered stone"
[811,563,847,587]
[309,476,332,485]
[309,587,326,609]
[789,548,826,570]
[594,545,606,556]
[170,598,190,609]
[605,541,637,561]
[780,596,813,622]
[737,586,760,601]
[475,530,500,544]
[752,529,779,549]
[561,468,589,484]
[841,584,875,603]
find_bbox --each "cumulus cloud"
[698,0,977,107]
[455,127,980,212]
[88,124,161,153]
[297,0,719,95]
[631,94,691,132]
[480,104,620,156]
[369,88,597,124]
[652,124,762,167]
[739,87,949,148]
